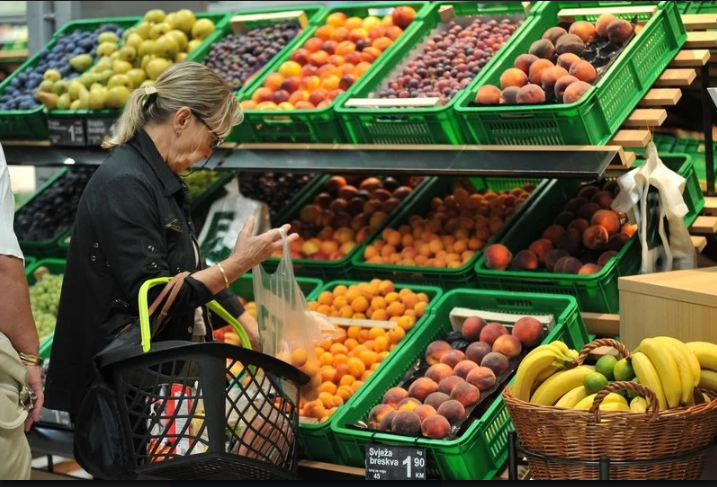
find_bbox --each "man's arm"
[0,254,38,356]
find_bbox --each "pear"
[122,28,133,41]
[110,52,121,61]
[112,59,133,75]
[70,99,82,110]
[52,80,68,95]
[145,58,171,80]
[187,39,202,53]
[165,13,176,29]
[100,70,115,84]
[135,22,152,39]
[78,88,90,109]
[126,68,147,88]
[69,54,93,72]
[126,33,143,50]
[43,69,61,82]
[191,18,214,40]
[88,87,108,110]
[98,32,118,44]
[79,72,100,88]
[175,52,188,63]
[153,35,179,59]
[138,40,155,58]
[149,22,171,40]
[171,9,196,35]
[118,46,137,63]
[167,30,188,51]
[56,93,71,110]
[106,86,131,109]
[38,79,54,93]
[144,9,166,23]
[141,54,155,70]
[97,42,118,57]
[107,74,133,90]
[94,56,113,72]
[90,83,104,92]
[36,92,58,110]
[68,80,85,100]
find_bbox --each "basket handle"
[589,381,659,423]
[138,277,252,353]
[577,338,631,366]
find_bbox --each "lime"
[614,358,635,382]
[595,355,617,381]
[584,372,609,395]
[628,377,641,400]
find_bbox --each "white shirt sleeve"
[0,143,24,261]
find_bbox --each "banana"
[640,338,682,409]
[686,342,717,373]
[549,341,571,357]
[600,402,631,412]
[573,393,627,410]
[654,337,693,406]
[513,348,564,402]
[530,366,594,406]
[630,396,648,413]
[555,386,589,409]
[566,349,580,361]
[631,352,668,410]
[530,361,564,396]
[657,337,700,387]
[699,369,717,392]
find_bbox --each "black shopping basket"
[96,277,309,480]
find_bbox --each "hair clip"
[143,85,158,96]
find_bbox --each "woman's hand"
[238,311,261,352]
[230,216,298,274]
[24,365,44,431]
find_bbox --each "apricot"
[543,225,566,244]
[528,239,554,264]
[512,317,544,348]
[462,316,486,341]
[545,249,570,272]
[422,414,451,439]
[466,366,497,391]
[369,404,395,429]
[382,387,409,408]
[437,399,466,424]
[481,352,510,376]
[558,228,582,256]
[557,53,581,71]
[608,233,629,251]
[379,410,398,431]
[425,364,453,384]
[424,392,450,411]
[485,244,513,270]
[501,86,520,105]
[592,210,620,235]
[541,66,569,92]
[414,404,437,423]
[516,84,546,104]
[453,360,479,380]
[465,342,492,365]
[563,80,591,104]
[569,21,598,44]
[621,223,637,238]
[578,263,603,275]
[566,197,589,215]
[607,19,633,44]
[553,256,583,274]
[450,381,481,408]
[529,59,554,85]
[408,377,439,403]
[475,85,502,105]
[556,34,585,56]
[578,203,601,222]
[397,397,422,413]
[440,349,466,369]
[391,411,422,436]
[598,250,618,267]
[438,376,465,396]
[596,14,616,38]
[543,26,568,45]
[512,250,539,271]
[529,39,555,60]
[570,60,597,84]
[555,75,579,99]
[514,53,539,74]
[500,68,528,89]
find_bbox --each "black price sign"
[365,444,426,480]
[48,118,86,146]
[85,118,115,146]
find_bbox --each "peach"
[555,75,579,99]
[557,228,582,256]
[481,352,510,376]
[485,244,513,270]
[466,366,497,391]
[501,86,520,105]
[563,80,591,104]
[529,39,555,60]
[375,410,397,431]
[475,85,502,105]
[543,26,568,45]
[492,335,522,359]
[462,316,486,341]
[425,364,453,384]
[408,378,438,403]
[608,233,629,251]
[556,34,585,56]
[397,397,422,413]
[382,387,409,408]
[440,349,466,369]
[569,21,598,44]
[453,360,479,380]
[437,399,466,424]
[596,14,617,38]
[465,342,491,365]
[557,53,581,71]
[450,382,481,408]
[514,53,540,74]
[607,19,633,44]
[592,210,620,235]
[545,249,570,272]
[578,203,601,222]
[480,323,509,346]
[541,66,569,92]
[516,84,546,104]
[391,6,416,29]
[578,185,601,200]
[438,376,465,396]
[512,250,539,271]
[391,410,422,436]
[578,263,603,275]
[529,239,555,264]
[512,317,544,347]
[554,211,576,228]
[570,60,597,84]
[500,68,528,89]
[421,414,451,439]
[528,58,554,85]
[592,191,614,209]
[553,256,583,274]
[621,223,637,238]
[543,225,566,244]
[368,404,395,429]
[566,197,590,214]
[598,250,618,267]
[414,404,437,423]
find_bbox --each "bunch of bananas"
[513,341,581,402]
[687,342,717,398]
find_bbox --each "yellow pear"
[106,86,131,109]
[187,39,202,53]
[56,93,71,110]
[167,30,188,51]
[149,22,171,40]
[70,99,82,110]
[135,21,152,39]
[98,32,118,44]
[126,32,144,50]
[144,9,166,24]
[107,74,133,90]
[145,58,171,80]
[68,80,85,100]
[171,9,196,34]
[97,42,118,57]
[138,40,155,58]
[191,18,215,40]
[153,35,179,59]
[175,52,188,62]
[118,46,137,63]
[43,69,61,82]
[88,87,108,110]
[126,68,147,87]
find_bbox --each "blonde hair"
[103,62,242,149]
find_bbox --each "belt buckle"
[19,385,36,412]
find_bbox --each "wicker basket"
[503,339,717,480]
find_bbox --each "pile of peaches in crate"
[476,13,635,106]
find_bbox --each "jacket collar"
[129,129,183,197]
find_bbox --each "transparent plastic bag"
[253,229,338,401]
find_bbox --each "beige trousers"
[0,332,31,480]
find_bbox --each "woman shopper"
[45,62,297,418]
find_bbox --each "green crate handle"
[138,277,251,353]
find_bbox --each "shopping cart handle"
[138,277,252,353]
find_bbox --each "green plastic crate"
[235,2,429,144]
[474,154,704,313]
[454,1,686,145]
[298,279,443,463]
[336,1,536,145]
[330,288,589,479]
[26,258,66,354]
[351,176,547,288]
[25,256,36,270]
[261,175,431,281]
[229,272,324,303]
[673,1,717,13]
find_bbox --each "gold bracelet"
[19,352,43,367]
[216,262,230,289]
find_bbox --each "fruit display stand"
[351,176,547,288]
[454,1,687,145]
[474,154,704,313]
[336,1,539,145]
[329,288,589,480]
[234,2,430,144]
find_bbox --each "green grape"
[181,170,222,200]
[29,272,64,340]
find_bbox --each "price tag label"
[365,444,427,480]
[48,118,86,146]
[85,118,116,146]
